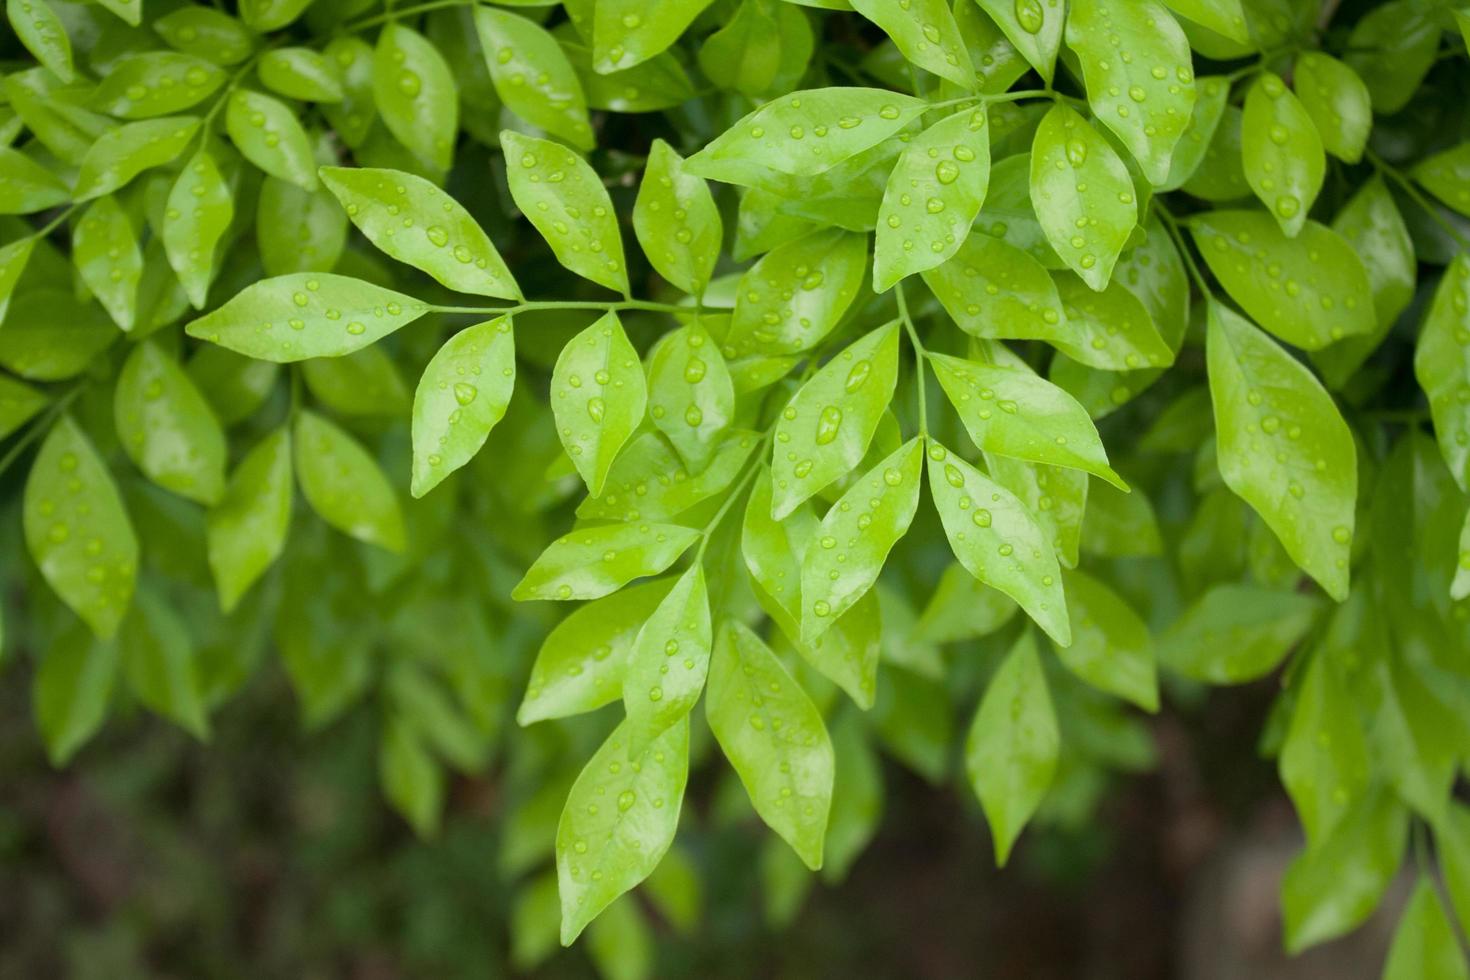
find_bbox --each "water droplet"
[813,599,832,617]
[883,467,903,486]
[935,159,960,185]
[879,104,900,120]
[587,397,605,422]
[426,225,448,247]
[684,357,707,383]
[844,360,871,392]
[814,406,843,445]
[1066,139,1088,167]
[453,382,477,405]
[617,790,636,811]
[396,70,421,97]
[972,509,992,528]
[1014,0,1044,34]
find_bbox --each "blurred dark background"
[0,654,1402,980]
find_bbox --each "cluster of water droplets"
[1206,226,1360,347]
[32,447,135,620]
[516,149,624,281]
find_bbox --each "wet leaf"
[726,228,867,357]
[1055,570,1156,711]
[293,410,406,552]
[851,0,971,88]
[474,8,593,150]
[512,523,701,601]
[207,427,292,612]
[115,340,227,505]
[412,317,516,497]
[225,90,316,190]
[1030,106,1136,290]
[706,621,834,869]
[964,629,1059,865]
[646,319,735,471]
[633,140,722,298]
[373,24,457,171]
[1279,651,1369,849]
[502,131,628,295]
[550,312,645,495]
[974,0,1062,84]
[74,117,202,200]
[24,416,138,639]
[185,272,428,362]
[1241,73,1322,237]
[72,196,143,330]
[163,149,234,308]
[623,565,711,751]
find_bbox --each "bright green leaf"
[225,89,317,190]
[412,317,516,497]
[1279,651,1369,848]
[623,565,711,751]
[74,117,201,201]
[502,130,628,295]
[92,52,225,118]
[23,416,138,639]
[258,47,343,103]
[373,23,457,172]
[964,629,1059,865]
[72,196,142,330]
[706,621,834,870]
[33,625,118,765]
[512,523,700,601]
[474,7,593,150]
[726,228,867,356]
[1241,73,1323,237]
[164,149,234,308]
[633,140,722,298]
[974,0,1061,84]
[550,312,645,495]
[1055,570,1157,711]
[185,272,428,362]
[207,427,292,613]
[293,409,406,552]
[646,319,734,471]
[851,0,971,88]
[1030,105,1136,290]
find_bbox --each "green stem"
[1366,148,1470,250]
[694,445,767,562]
[895,283,929,437]
[32,203,79,240]
[0,385,85,480]
[1154,202,1213,300]
[339,0,473,33]
[427,299,697,317]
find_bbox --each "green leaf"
[974,0,1061,84]
[706,621,834,870]
[74,117,201,201]
[926,441,1069,646]
[1158,583,1319,683]
[1029,106,1136,290]
[0,146,69,214]
[1416,256,1470,491]
[556,717,688,943]
[185,272,428,362]
[771,321,900,519]
[1065,0,1195,186]
[696,0,805,99]
[33,625,119,765]
[923,231,1068,345]
[8,0,74,84]
[592,0,716,73]
[1384,879,1470,980]
[473,8,593,150]
[513,523,701,601]
[92,52,225,118]
[319,37,375,148]
[646,319,735,471]
[1181,104,1249,201]
[1292,53,1371,166]
[115,340,227,505]
[258,47,344,103]
[1311,176,1416,389]
[154,8,255,66]
[164,149,234,308]
[120,589,208,739]
[225,89,317,190]
[1241,73,1322,237]
[726,228,867,356]
[1080,480,1162,557]
[633,140,722,298]
[623,565,711,751]
[256,176,349,277]
[851,0,971,88]
[373,24,457,172]
[964,629,1059,865]
[411,317,516,497]
[1439,803,1470,939]
[502,131,628,295]
[1052,272,1173,370]
[1190,210,1375,350]
[823,713,883,881]
[1207,301,1356,598]
[1278,651,1369,848]
[1282,787,1407,953]
[0,236,36,325]
[1343,0,1438,115]
[23,416,138,639]
[518,578,674,724]
[873,107,992,290]
[685,88,927,181]
[1413,142,1470,220]
[578,430,758,522]
[0,374,48,440]
[0,290,117,381]
[986,454,1087,570]
[307,344,409,420]
[800,438,922,644]
[1160,0,1248,43]
[550,312,646,495]
[1159,75,1228,191]
[293,409,406,552]
[207,427,292,613]
[239,0,313,31]
[320,165,518,299]
[1055,570,1157,711]
[380,714,444,837]
[72,196,143,330]
[952,0,1029,95]
[929,351,1124,488]
[575,41,697,112]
